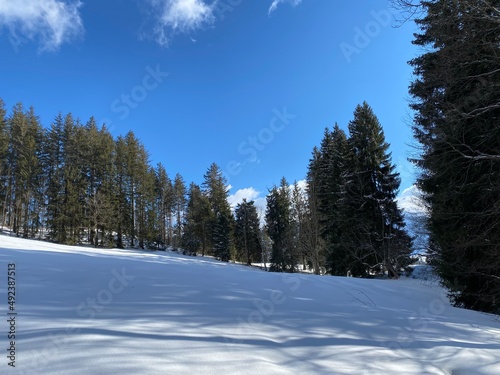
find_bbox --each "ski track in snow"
[0,235,499,374]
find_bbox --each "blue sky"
[0,0,419,207]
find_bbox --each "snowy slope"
[1,235,499,375]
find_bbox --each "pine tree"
[234,199,262,265]
[172,173,186,250]
[307,125,349,275]
[23,106,45,238]
[0,99,8,227]
[202,163,232,261]
[182,182,211,256]
[407,0,500,312]
[140,167,159,249]
[114,131,149,248]
[266,177,296,272]
[60,114,87,244]
[135,154,154,250]
[342,102,412,277]
[155,163,173,249]
[82,118,116,247]
[6,104,44,237]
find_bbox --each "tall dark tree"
[155,163,173,248]
[43,113,66,242]
[266,177,296,272]
[307,125,350,275]
[202,163,232,261]
[60,114,87,244]
[407,0,500,312]
[182,183,212,256]
[341,102,412,277]
[82,119,116,247]
[172,173,187,249]
[6,104,44,238]
[234,199,262,265]
[0,99,8,227]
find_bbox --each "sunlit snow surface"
[1,235,499,375]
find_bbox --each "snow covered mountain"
[1,235,499,374]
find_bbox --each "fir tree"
[7,104,44,238]
[234,199,262,265]
[155,163,173,249]
[83,119,116,246]
[43,113,66,242]
[172,173,186,249]
[342,102,412,277]
[0,99,8,226]
[307,124,349,275]
[266,177,296,272]
[202,163,232,261]
[407,0,500,312]
[182,183,211,256]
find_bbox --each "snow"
[397,185,428,216]
[1,235,499,375]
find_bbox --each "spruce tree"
[0,99,7,230]
[342,102,411,277]
[155,163,173,249]
[60,114,87,244]
[82,119,116,246]
[7,104,44,237]
[234,199,262,265]
[43,113,66,242]
[266,177,296,272]
[172,173,186,250]
[182,183,203,255]
[407,0,500,311]
[307,124,350,275]
[202,163,232,261]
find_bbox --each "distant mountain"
[397,185,429,254]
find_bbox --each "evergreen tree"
[60,114,87,244]
[302,160,325,275]
[202,163,232,261]
[407,0,500,312]
[114,131,149,247]
[140,167,159,249]
[24,106,45,238]
[6,104,44,237]
[0,99,8,228]
[43,113,72,242]
[342,102,412,277]
[234,199,262,265]
[172,173,186,249]
[182,182,211,256]
[83,119,116,247]
[155,163,173,249]
[266,177,296,272]
[307,125,349,275]
[135,149,153,249]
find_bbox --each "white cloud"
[0,0,84,51]
[150,0,215,46]
[227,187,267,225]
[268,0,302,15]
[227,187,261,209]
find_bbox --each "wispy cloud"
[268,0,302,15]
[0,0,84,51]
[149,0,215,46]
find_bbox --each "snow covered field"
[1,235,499,375]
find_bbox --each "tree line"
[0,99,413,278]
